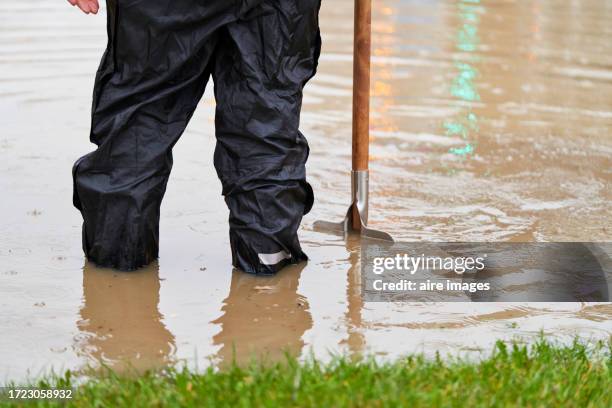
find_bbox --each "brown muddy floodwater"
[1,0,611,383]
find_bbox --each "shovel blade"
[360,226,394,242]
[313,219,346,234]
[313,212,393,243]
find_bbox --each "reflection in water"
[212,263,312,365]
[370,3,399,151]
[445,0,482,157]
[75,262,175,372]
[342,236,366,357]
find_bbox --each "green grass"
[2,339,610,407]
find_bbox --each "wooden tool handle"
[352,0,372,172]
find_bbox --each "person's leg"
[213,0,322,275]
[73,0,231,270]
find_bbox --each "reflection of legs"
[77,261,175,372]
[213,0,321,274]
[212,264,311,364]
[73,1,221,270]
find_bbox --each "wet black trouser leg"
[73,0,321,273]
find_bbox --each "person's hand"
[67,0,99,14]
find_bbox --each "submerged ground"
[1,0,611,382]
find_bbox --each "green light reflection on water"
[445,0,482,158]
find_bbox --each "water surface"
[1,0,611,382]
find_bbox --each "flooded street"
[1,0,611,382]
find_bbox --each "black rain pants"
[72,0,321,274]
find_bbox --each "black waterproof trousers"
[73,0,321,274]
